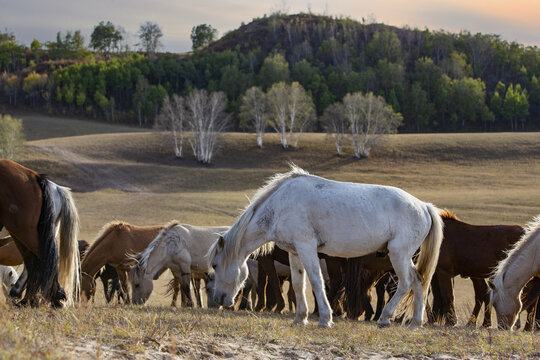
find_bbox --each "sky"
[1,0,540,53]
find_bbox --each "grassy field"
[3,112,540,358]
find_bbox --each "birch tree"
[322,102,348,156]
[240,86,267,148]
[156,94,185,158]
[185,89,230,164]
[267,81,315,149]
[287,81,315,148]
[344,92,402,158]
[267,82,289,148]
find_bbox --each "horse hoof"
[293,317,308,326]
[318,321,333,328]
[408,321,422,330]
[377,319,391,328]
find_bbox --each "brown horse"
[0,238,23,266]
[81,221,164,303]
[9,239,90,302]
[345,210,526,327]
[0,160,80,307]
[433,210,524,326]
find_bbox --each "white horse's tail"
[396,204,443,321]
[416,204,444,297]
[55,183,81,305]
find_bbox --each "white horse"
[0,265,18,300]
[132,221,229,307]
[490,215,540,330]
[210,165,443,328]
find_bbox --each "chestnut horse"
[9,239,90,303]
[0,160,80,307]
[81,221,164,303]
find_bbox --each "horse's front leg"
[172,262,194,308]
[116,269,131,304]
[288,252,308,325]
[294,244,333,328]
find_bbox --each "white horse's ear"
[218,236,224,248]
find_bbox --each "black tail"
[36,175,61,301]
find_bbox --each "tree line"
[1,13,540,135]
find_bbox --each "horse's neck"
[81,247,109,277]
[501,255,535,296]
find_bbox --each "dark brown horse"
[432,210,524,326]
[0,160,80,307]
[254,246,346,315]
[345,210,526,327]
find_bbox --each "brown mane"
[439,208,460,221]
[82,221,128,263]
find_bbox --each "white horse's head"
[489,279,521,330]
[129,265,154,305]
[210,236,249,307]
[144,240,169,281]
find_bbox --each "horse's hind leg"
[192,277,202,307]
[374,273,389,321]
[10,267,28,303]
[378,248,421,328]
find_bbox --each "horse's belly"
[316,236,388,258]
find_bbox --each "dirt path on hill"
[34,145,148,193]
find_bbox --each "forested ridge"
[1,13,540,133]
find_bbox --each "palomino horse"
[0,160,80,307]
[132,221,228,307]
[210,166,443,328]
[81,221,164,303]
[490,215,540,330]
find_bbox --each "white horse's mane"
[492,215,540,286]
[216,164,310,266]
[137,220,180,271]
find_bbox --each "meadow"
[2,112,539,359]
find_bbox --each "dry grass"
[4,113,540,358]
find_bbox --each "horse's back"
[440,218,524,278]
[260,176,434,257]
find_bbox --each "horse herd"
[0,159,538,331]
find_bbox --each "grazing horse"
[81,221,164,303]
[0,160,80,307]
[344,210,526,327]
[432,210,524,327]
[132,221,228,307]
[210,166,443,328]
[97,264,125,303]
[490,215,540,330]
